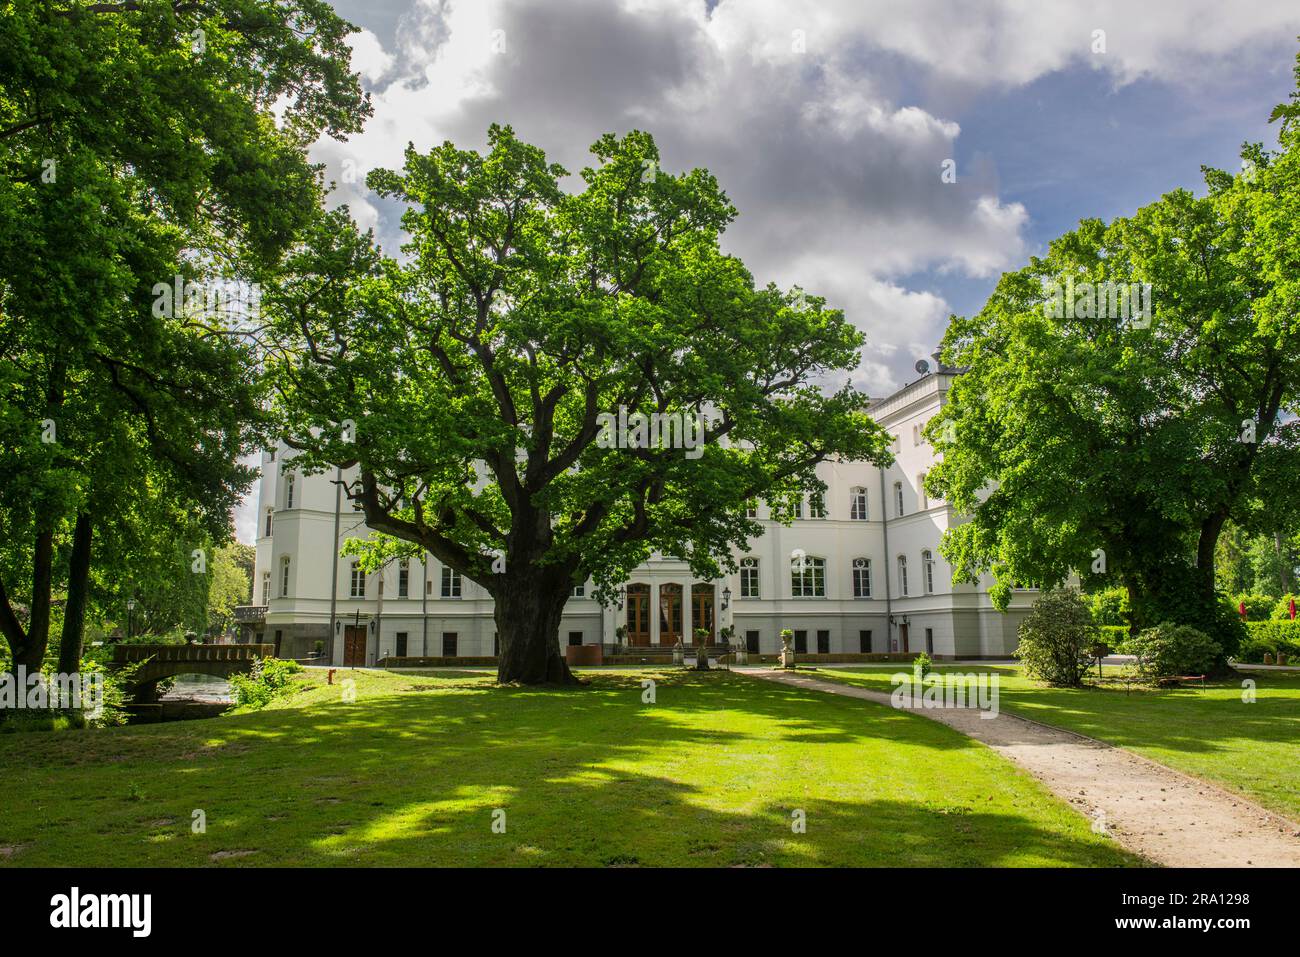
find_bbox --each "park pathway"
[749,669,1300,867]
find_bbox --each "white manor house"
[241,363,1035,665]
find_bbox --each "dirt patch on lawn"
[752,670,1300,868]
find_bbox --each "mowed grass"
[816,665,1300,822]
[0,669,1139,867]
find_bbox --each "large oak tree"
[268,127,890,684]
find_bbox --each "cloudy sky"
[236,0,1300,541]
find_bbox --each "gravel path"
[750,669,1300,867]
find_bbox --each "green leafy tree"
[268,127,890,684]
[929,49,1300,658]
[207,542,252,636]
[0,0,370,670]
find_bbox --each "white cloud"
[311,0,1295,392]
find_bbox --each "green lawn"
[816,665,1300,822]
[0,669,1137,867]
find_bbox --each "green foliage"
[1231,592,1275,621]
[1129,624,1222,678]
[928,48,1300,649]
[1014,588,1097,687]
[207,543,252,636]
[228,657,302,711]
[913,651,933,678]
[1098,625,1132,653]
[1270,594,1300,620]
[268,127,892,681]
[0,0,371,669]
[1086,587,1130,626]
[1235,620,1300,662]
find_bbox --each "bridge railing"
[111,644,275,665]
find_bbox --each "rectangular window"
[264,509,273,537]
[918,473,928,510]
[395,632,408,657]
[807,493,826,519]
[261,571,270,605]
[398,560,409,598]
[745,630,760,654]
[285,474,295,509]
[895,482,904,517]
[740,559,760,598]
[898,556,909,597]
[852,559,872,598]
[441,632,457,657]
[572,583,586,598]
[441,566,462,598]
[794,630,808,654]
[745,501,758,519]
[849,488,868,521]
[791,557,826,598]
[816,630,830,654]
[925,628,934,654]
[568,631,583,646]
[859,629,872,653]
[349,561,365,598]
[280,558,290,598]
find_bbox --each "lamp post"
[126,598,136,641]
[721,586,731,611]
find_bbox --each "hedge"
[1234,620,1300,663]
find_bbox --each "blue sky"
[236,0,1300,541]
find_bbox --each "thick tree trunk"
[12,527,56,670]
[58,513,94,674]
[493,572,580,685]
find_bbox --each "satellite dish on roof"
[915,359,930,375]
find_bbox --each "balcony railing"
[233,605,268,623]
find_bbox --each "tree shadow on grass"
[0,671,1141,867]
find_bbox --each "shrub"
[1098,625,1131,653]
[1129,623,1220,678]
[1086,587,1130,626]
[1270,594,1300,621]
[228,657,303,711]
[1235,620,1300,663]
[1014,588,1097,687]
[1229,593,1274,622]
[913,651,932,678]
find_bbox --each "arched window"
[897,555,909,597]
[850,487,868,520]
[280,556,291,598]
[922,550,935,594]
[894,481,904,517]
[852,558,872,598]
[791,556,826,597]
[740,557,760,598]
[264,508,273,538]
[285,473,295,509]
[349,560,365,598]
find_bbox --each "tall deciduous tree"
[268,127,890,684]
[0,0,370,669]
[928,48,1300,658]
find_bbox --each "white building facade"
[243,368,1034,664]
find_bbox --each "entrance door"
[746,630,760,654]
[344,626,367,666]
[899,623,910,653]
[626,584,650,646]
[817,629,830,654]
[659,583,682,645]
[690,584,715,644]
